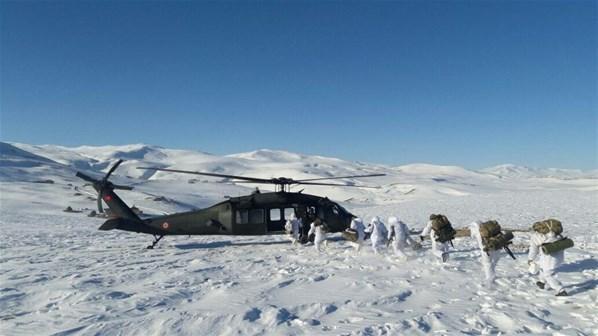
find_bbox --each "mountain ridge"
[3,141,595,179]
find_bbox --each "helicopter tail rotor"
[76,160,137,219]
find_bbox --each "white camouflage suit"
[387,216,417,258]
[469,221,502,283]
[528,231,565,293]
[365,216,387,254]
[421,219,451,262]
[308,220,327,252]
[350,217,366,252]
[284,213,302,245]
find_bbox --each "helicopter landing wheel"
[147,234,164,249]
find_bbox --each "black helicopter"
[76,160,384,248]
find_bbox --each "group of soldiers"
[285,214,573,296]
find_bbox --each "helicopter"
[76,160,385,249]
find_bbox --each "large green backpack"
[480,220,514,252]
[532,219,563,235]
[430,214,456,243]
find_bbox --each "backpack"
[532,219,563,235]
[430,214,456,243]
[479,220,514,252]
[479,220,501,239]
[342,228,358,242]
[430,214,450,230]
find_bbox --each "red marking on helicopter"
[162,222,170,229]
[103,194,113,202]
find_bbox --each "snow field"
[1,142,596,335]
[1,187,596,335]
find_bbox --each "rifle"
[504,246,516,260]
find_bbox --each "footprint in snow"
[104,291,132,300]
[242,307,261,322]
[310,275,328,282]
[277,280,294,288]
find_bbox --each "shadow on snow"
[557,257,598,273]
[175,240,291,249]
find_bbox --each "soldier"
[308,217,328,252]
[350,217,366,252]
[528,219,572,296]
[387,216,418,258]
[296,206,310,244]
[365,216,387,254]
[469,220,513,285]
[284,212,302,245]
[421,214,455,263]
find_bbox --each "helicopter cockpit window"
[249,209,264,224]
[269,209,281,221]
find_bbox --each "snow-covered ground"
[1,142,597,335]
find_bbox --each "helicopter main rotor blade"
[136,167,274,184]
[231,181,273,184]
[293,181,382,189]
[232,180,380,189]
[137,167,384,189]
[295,173,386,182]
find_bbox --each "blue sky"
[1,1,596,169]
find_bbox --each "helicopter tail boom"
[99,217,162,235]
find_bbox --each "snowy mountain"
[2,141,595,202]
[1,141,597,335]
[481,164,597,180]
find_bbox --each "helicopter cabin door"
[267,208,285,232]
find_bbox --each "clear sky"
[1,1,596,169]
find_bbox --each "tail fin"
[76,160,140,221]
[99,188,140,221]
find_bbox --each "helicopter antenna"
[137,167,385,192]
